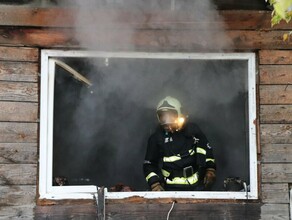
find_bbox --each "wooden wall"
[0,46,39,218]
[0,6,291,219]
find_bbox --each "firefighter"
[143,96,216,191]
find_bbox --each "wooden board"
[0,7,278,30]
[0,82,38,102]
[260,204,290,220]
[35,204,97,220]
[0,101,38,122]
[261,183,289,203]
[0,46,38,62]
[262,163,292,183]
[260,124,292,144]
[1,28,292,50]
[34,203,291,220]
[0,143,37,164]
[0,61,38,82]
[0,185,36,206]
[0,205,34,219]
[0,164,37,185]
[259,65,292,85]
[262,144,292,163]
[260,105,292,124]
[104,203,285,220]
[259,85,292,105]
[0,122,38,143]
[259,50,292,64]
[35,203,262,220]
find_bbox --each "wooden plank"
[259,50,292,64]
[0,143,37,164]
[260,105,292,123]
[0,205,34,219]
[0,122,37,143]
[0,164,37,185]
[35,203,263,220]
[0,7,290,31]
[35,205,97,220]
[259,65,292,85]
[0,82,38,102]
[260,204,290,220]
[0,46,38,62]
[259,85,292,104]
[0,185,36,206]
[108,203,263,220]
[261,183,289,203]
[0,101,38,122]
[262,163,292,183]
[0,61,38,82]
[260,124,292,144]
[1,28,292,50]
[262,144,292,163]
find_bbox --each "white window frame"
[39,50,258,200]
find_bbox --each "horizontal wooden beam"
[0,7,288,31]
[261,183,289,203]
[259,85,292,105]
[0,143,37,164]
[262,163,292,183]
[261,144,292,163]
[259,50,292,64]
[0,82,38,102]
[0,61,38,82]
[0,185,36,206]
[35,204,97,219]
[0,27,292,50]
[259,65,292,85]
[0,205,34,219]
[0,102,38,122]
[0,164,37,185]
[35,203,264,219]
[0,122,37,143]
[260,124,292,144]
[260,105,292,123]
[0,46,38,62]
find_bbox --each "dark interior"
[52,55,250,191]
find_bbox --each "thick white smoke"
[53,0,249,191]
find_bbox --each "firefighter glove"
[151,182,164,191]
[204,168,216,189]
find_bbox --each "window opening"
[39,50,257,200]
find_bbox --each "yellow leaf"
[283,33,289,41]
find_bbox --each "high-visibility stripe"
[206,158,215,163]
[163,148,196,163]
[161,169,170,177]
[196,147,206,155]
[166,172,199,185]
[146,172,158,182]
[189,149,195,156]
[163,155,181,162]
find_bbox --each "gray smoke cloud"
[53,0,250,191]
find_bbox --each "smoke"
[53,0,249,191]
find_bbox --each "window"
[39,50,257,200]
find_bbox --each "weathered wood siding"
[0,46,38,219]
[259,50,292,220]
[0,6,291,219]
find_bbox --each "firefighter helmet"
[156,96,182,116]
[156,96,185,131]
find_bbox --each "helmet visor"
[157,110,178,125]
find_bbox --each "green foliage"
[268,0,292,26]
